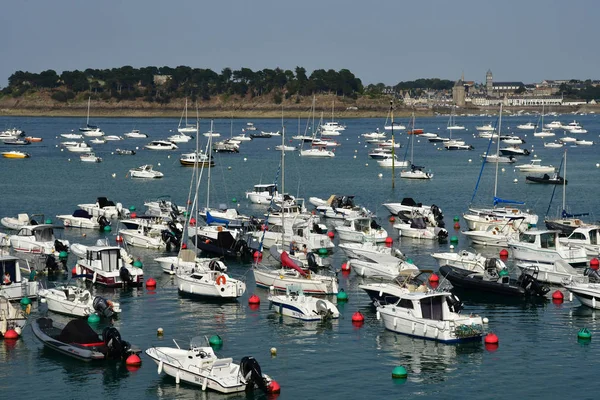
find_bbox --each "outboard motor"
[102,326,131,359]
[161,230,181,251]
[45,254,61,273]
[435,227,449,240]
[93,296,114,318]
[119,266,133,285]
[446,294,463,313]
[209,260,226,272]
[306,252,319,272]
[54,240,69,253]
[234,240,250,257]
[240,356,268,394]
[316,299,334,320]
[97,216,110,231]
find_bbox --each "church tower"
[486,69,493,96]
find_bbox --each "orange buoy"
[181,243,187,249]
[130,212,137,219]
[4,329,19,340]
[429,273,439,283]
[267,380,281,394]
[327,231,335,239]
[248,294,260,305]
[351,311,365,323]
[146,278,157,288]
[115,235,123,242]
[591,258,600,270]
[189,218,196,226]
[125,354,142,366]
[384,237,393,245]
[71,267,78,276]
[341,262,350,271]
[253,251,262,260]
[484,332,499,344]
[453,222,460,230]
[389,216,396,223]
[499,249,509,258]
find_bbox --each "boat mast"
[86,96,91,126]
[494,104,502,199]
[410,112,415,165]
[207,133,212,211]
[281,123,286,249]
[390,101,395,189]
[562,149,567,212]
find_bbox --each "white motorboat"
[393,218,447,240]
[559,226,600,257]
[544,141,564,148]
[463,206,538,231]
[77,197,128,219]
[571,128,588,134]
[56,210,110,230]
[362,130,386,139]
[545,121,563,129]
[89,138,106,145]
[385,122,406,130]
[104,135,123,141]
[155,249,222,275]
[476,124,495,132]
[61,133,83,139]
[508,230,589,267]
[83,128,105,137]
[558,136,577,143]
[39,283,120,318]
[482,153,516,163]
[499,146,530,156]
[0,296,28,336]
[431,250,507,273]
[444,140,473,150]
[129,164,164,179]
[9,225,69,256]
[517,122,536,130]
[312,195,369,220]
[478,132,498,139]
[145,338,277,394]
[145,140,178,150]
[377,157,410,168]
[383,198,444,222]
[335,216,388,243]
[501,136,525,145]
[124,129,148,138]
[420,132,439,138]
[378,139,401,149]
[176,265,245,299]
[514,159,555,173]
[533,130,555,138]
[253,252,338,294]
[576,139,594,146]
[268,284,339,321]
[563,120,583,132]
[368,148,393,159]
[244,122,257,131]
[516,259,583,285]
[80,152,102,163]
[376,290,484,343]
[348,257,419,280]
[74,245,144,288]
[0,255,38,300]
[1,213,44,230]
[231,133,253,142]
[275,144,297,151]
[564,275,600,309]
[462,221,524,247]
[203,120,221,138]
[360,270,440,305]
[119,225,178,250]
[400,165,433,179]
[180,151,215,167]
[65,142,93,153]
[338,242,404,264]
[311,139,340,147]
[299,147,335,157]
[168,133,193,143]
[245,184,280,205]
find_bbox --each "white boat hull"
[253,268,338,294]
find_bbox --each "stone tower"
[452,76,466,107]
[486,69,493,96]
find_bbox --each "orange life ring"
[216,275,227,285]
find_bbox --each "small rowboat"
[25,137,43,143]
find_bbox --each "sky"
[1,0,599,88]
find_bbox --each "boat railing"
[152,346,185,368]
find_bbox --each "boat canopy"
[493,197,524,206]
[561,210,589,218]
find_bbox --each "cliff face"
[0,91,430,118]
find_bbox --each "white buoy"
[112,173,116,178]
[60,148,64,152]
[270,347,277,356]
[514,178,518,183]
[228,166,232,170]
[501,168,505,172]
[353,155,357,159]
[534,154,537,158]
[364,145,367,148]
[378,173,383,178]
[483,317,489,324]
[135,146,139,150]
[243,158,247,161]
[596,163,599,168]
[365,163,368,167]
[449,244,455,251]
[157,163,161,166]
[167,155,171,159]
[354,149,358,153]
[468,159,472,163]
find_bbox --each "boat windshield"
[590,230,598,245]
[539,232,556,249]
[34,228,54,242]
[519,233,537,244]
[420,295,445,321]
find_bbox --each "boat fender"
[216,275,227,285]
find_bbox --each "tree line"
[2,66,365,103]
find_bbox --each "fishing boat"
[1,151,30,159]
[129,164,164,179]
[439,265,550,298]
[376,289,484,343]
[558,226,600,257]
[145,338,277,394]
[9,225,69,255]
[0,255,38,300]
[268,284,339,321]
[145,140,178,150]
[180,151,215,167]
[74,245,144,287]
[0,296,28,336]
[32,318,138,362]
[253,251,338,294]
[39,282,120,318]
[507,230,588,267]
[56,210,110,230]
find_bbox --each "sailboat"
[319,100,345,136]
[300,108,335,157]
[79,97,104,136]
[446,108,465,130]
[203,120,221,138]
[533,105,555,138]
[544,150,589,235]
[463,104,538,231]
[400,113,432,179]
[177,99,197,134]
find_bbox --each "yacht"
[507,230,588,267]
[145,140,178,150]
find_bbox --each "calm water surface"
[1,114,600,399]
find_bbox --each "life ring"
[216,275,227,285]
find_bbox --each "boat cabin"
[16,225,58,242]
[518,230,559,249]
[345,217,378,232]
[252,184,277,196]
[0,256,23,285]
[393,292,461,321]
[84,247,124,273]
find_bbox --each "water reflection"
[376,330,483,383]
